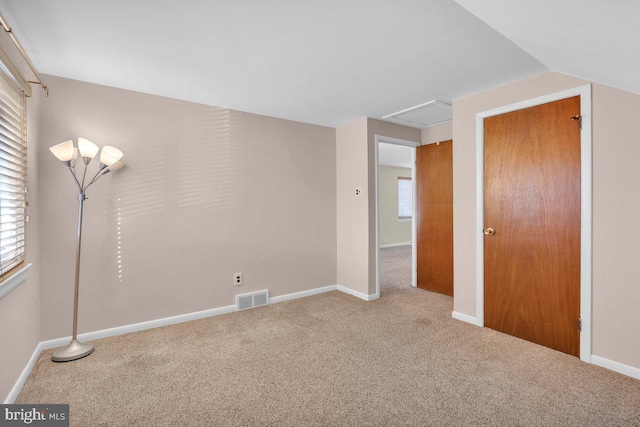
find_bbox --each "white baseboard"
[591,355,640,380]
[451,311,482,326]
[39,304,237,351]
[336,285,379,301]
[21,285,638,404]
[379,242,411,249]
[270,285,337,304]
[6,283,341,403]
[4,341,44,404]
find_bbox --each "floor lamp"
[49,138,125,362]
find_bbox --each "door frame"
[475,84,592,362]
[374,135,421,298]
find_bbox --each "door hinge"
[578,318,582,331]
[571,115,582,130]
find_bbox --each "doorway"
[476,85,592,362]
[375,136,420,297]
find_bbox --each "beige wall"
[336,119,369,295]
[38,75,337,340]
[0,91,42,401]
[378,166,412,246]
[336,118,420,297]
[453,71,640,369]
[0,36,42,402]
[590,83,640,369]
[421,121,453,144]
[3,62,637,402]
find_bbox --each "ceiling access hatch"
[382,100,452,129]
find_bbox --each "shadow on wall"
[101,106,241,284]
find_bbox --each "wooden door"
[416,140,453,296]
[484,96,581,357]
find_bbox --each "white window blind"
[398,177,412,219]
[0,62,27,279]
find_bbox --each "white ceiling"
[4,1,635,128]
[455,0,640,95]
[0,0,547,127]
[378,143,412,169]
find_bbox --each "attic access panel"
[383,100,452,129]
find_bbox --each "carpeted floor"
[379,244,413,295]
[17,245,640,426]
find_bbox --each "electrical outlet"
[234,272,242,286]
[355,187,362,197]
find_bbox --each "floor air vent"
[236,290,269,311]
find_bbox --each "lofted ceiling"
[454,0,640,95]
[0,0,547,128]
[4,2,636,129]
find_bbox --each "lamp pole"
[72,192,85,342]
[50,138,124,362]
[52,191,93,362]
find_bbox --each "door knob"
[483,228,495,236]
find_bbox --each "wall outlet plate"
[234,272,242,286]
[355,187,362,196]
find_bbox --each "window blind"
[0,62,27,280]
[398,177,412,219]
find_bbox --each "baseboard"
[379,242,411,249]
[449,315,640,380]
[336,285,379,301]
[4,341,44,404]
[7,283,340,403]
[270,285,337,304]
[591,355,640,380]
[39,304,237,351]
[451,311,482,326]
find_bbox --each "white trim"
[40,285,343,351]
[270,285,337,304]
[5,279,638,404]
[379,242,411,249]
[375,135,420,297]
[4,341,44,404]
[337,284,379,301]
[40,304,237,350]
[591,356,640,380]
[475,111,485,327]
[411,145,417,288]
[451,311,482,326]
[398,218,412,223]
[376,135,421,148]
[579,88,593,363]
[475,84,593,362]
[5,283,343,403]
[0,263,33,300]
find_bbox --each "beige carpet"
[17,245,640,426]
[379,244,413,295]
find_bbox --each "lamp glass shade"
[49,140,74,162]
[100,146,124,166]
[70,147,79,167]
[107,160,125,172]
[78,138,99,159]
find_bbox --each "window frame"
[0,47,30,289]
[397,176,412,221]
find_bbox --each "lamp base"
[52,339,95,362]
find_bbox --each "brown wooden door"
[416,140,453,296]
[484,96,581,357]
